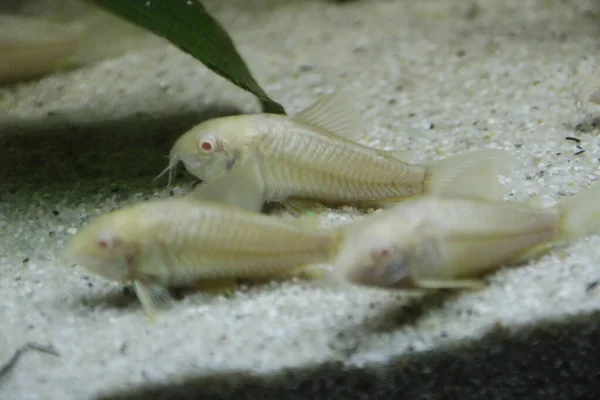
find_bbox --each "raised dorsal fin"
[293,91,363,141]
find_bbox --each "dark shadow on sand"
[97,309,600,400]
[0,105,243,198]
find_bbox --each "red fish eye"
[201,141,213,151]
[96,234,121,250]
[374,248,390,259]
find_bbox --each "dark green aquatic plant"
[83,0,286,115]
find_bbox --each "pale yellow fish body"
[66,197,339,319]
[335,196,559,290]
[218,113,425,202]
[163,92,517,212]
[333,172,600,291]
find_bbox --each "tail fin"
[422,149,519,200]
[0,15,84,85]
[557,182,600,241]
[0,9,163,85]
[66,11,166,66]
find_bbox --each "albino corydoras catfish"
[66,197,340,321]
[330,161,600,291]
[66,155,517,320]
[157,92,517,213]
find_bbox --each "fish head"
[65,212,137,282]
[340,241,417,290]
[334,212,425,289]
[167,118,247,183]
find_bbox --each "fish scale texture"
[255,117,424,200]
[2,0,600,399]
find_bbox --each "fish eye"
[199,134,217,153]
[96,231,121,251]
[371,246,391,261]
[370,245,411,285]
[363,246,393,279]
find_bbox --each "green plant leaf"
[82,0,286,115]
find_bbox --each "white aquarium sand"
[2,0,600,399]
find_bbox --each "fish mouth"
[179,155,205,177]
[344,262,385,287]
[74,255,127,281]
[180,155,203,169]
[71,254,102,274]
[339,250,412,289]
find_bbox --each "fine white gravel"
[2,0,600,399]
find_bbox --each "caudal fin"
[557,182,600,241]
[423,149,519,201]
[0,15,84,85]
[66,9,165,66]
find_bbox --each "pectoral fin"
[345,196,413,210]
[188,161,265,213]
[509,243,554,265]
[280,198,330,216]
[133,281,171,322]
[192,278,240,297]
[292,264,330,281]
[413,278,486,290]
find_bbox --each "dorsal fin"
[293,91,363,141]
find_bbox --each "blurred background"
[0,0,167,84]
